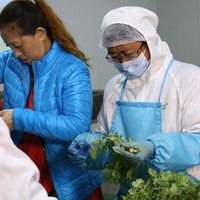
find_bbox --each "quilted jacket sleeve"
[13,59,93,142]
[0,50,12,84]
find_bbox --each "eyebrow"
[109,46,134,54]
[6,41,21,47]
[109,42,145,54]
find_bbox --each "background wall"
[0,0,11,52]
[157,0,200,67]
[0,0,200,91]
[46,0,157,91]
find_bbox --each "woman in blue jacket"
[0,0,103,199]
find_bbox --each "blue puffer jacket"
[0,41,102,200]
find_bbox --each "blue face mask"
[114,52,150,78]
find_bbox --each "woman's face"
[1,26,49,65]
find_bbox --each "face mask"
[114,52,150,78]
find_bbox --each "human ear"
[35,27,47,41]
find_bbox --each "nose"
[117,53,127,63]
[118,58,126,63]
[12,48,23,58]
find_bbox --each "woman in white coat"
[68,6,200,199]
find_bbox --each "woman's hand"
[0,109,14,131]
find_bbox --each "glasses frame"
[106,41,146,63]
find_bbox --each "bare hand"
[0,109,14,131]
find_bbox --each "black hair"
[0,1,51,38]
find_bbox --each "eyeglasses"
[106,42,146,63]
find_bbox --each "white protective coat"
[97,6,200,180]
[0,117,57,200]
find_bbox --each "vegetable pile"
[89,132,138,184]
[122,168,200,200]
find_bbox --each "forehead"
[108,41,142,53]
[1,26,22,44]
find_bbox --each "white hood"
[99,6,173,79]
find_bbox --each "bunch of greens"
[122,168,200,200]
[89,132,138,184]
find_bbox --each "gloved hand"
[112,140,155,163]
[68,132,110,170]
[68,139,91,168]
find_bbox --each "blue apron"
[110,58,174,199]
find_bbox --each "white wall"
[1,0,200,91]
[0,0,11,52]
[157,0,200,67]
[46,0,157,90]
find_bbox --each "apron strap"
[120,58,174,102]
[120,77,128,101]
[158,58,174,102]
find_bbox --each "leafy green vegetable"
[122,168,200,200]
[89,132,137,184]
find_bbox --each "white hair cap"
[98,6,159,49]
[101,23,145,48]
